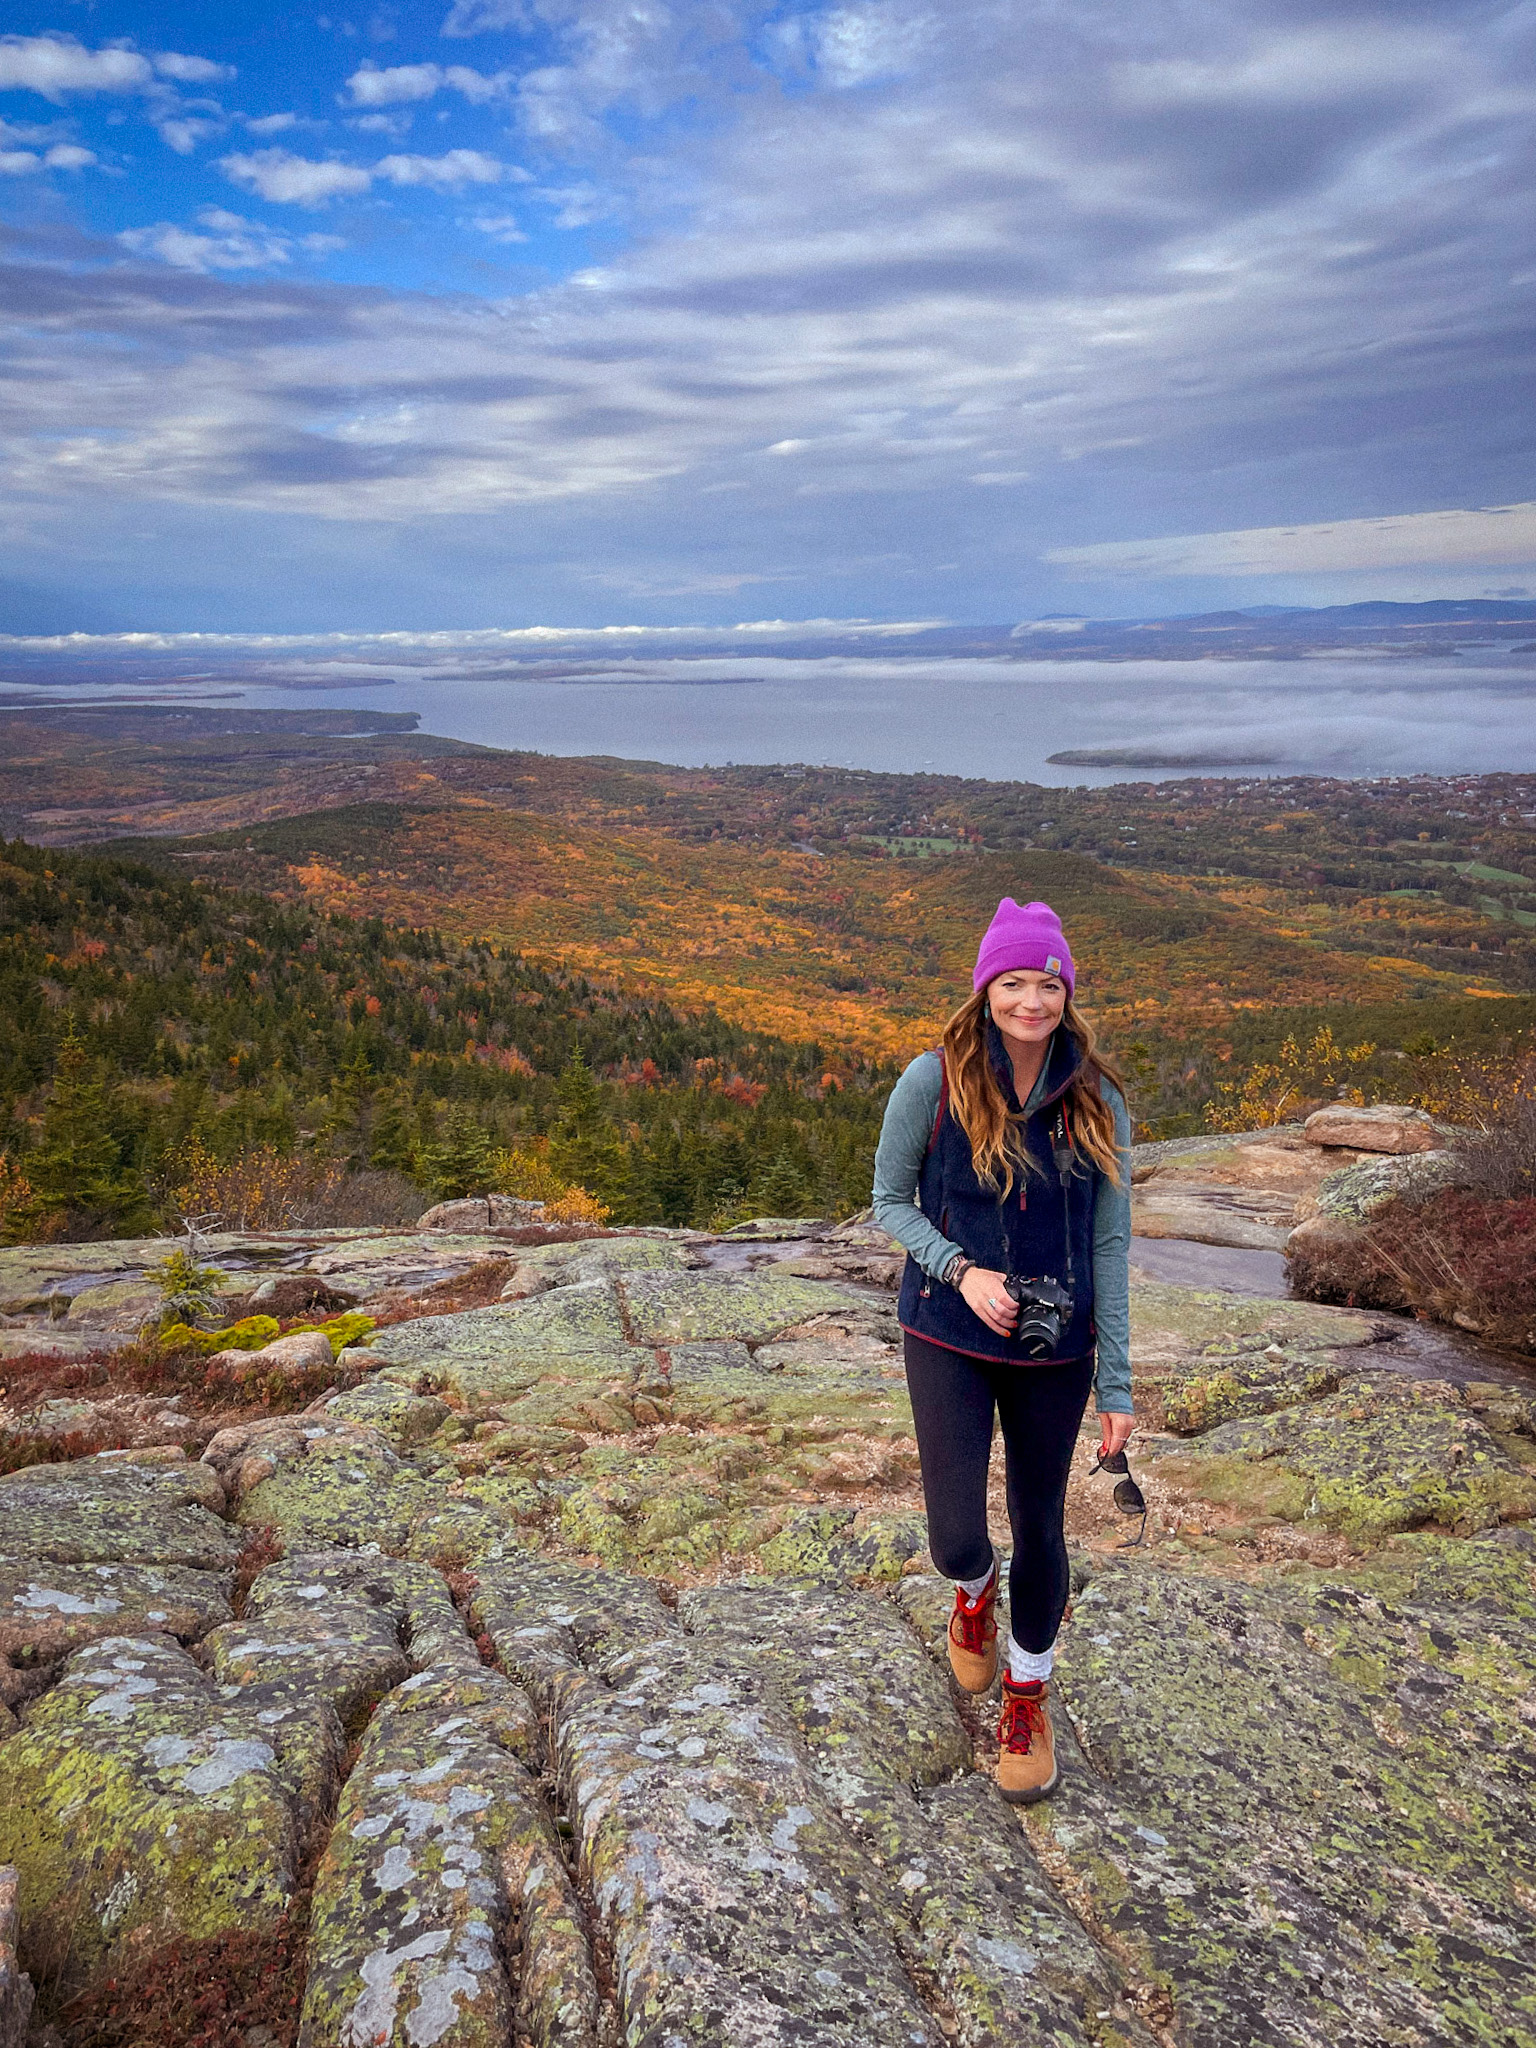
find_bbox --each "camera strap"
[1051,1107,1077,1296]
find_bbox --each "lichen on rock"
[0,1633,342,1994]
[299,1664,595,2048]
[1150,1371,1536,1540]
[1033,1549,1536,2047]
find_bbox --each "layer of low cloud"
[1047,505,1536,579]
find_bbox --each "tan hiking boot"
[947,1559,999,1693]
[997,1674,1059,1804]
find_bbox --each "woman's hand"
[1098,1410,1135,1459]
[958,1266,1018,1338]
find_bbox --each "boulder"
[252,1328,336,1372]
[1298,1148,1457,1225]
[417,1196,546,1231]
[1303,1103,1440,1153]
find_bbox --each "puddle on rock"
[1132,1234,1534,1390]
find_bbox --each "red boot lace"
[999,1682,1048,1755]
[950,1582,996,1656]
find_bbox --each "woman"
[872,897,1133,1803]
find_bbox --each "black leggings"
[904,1330,1093,1653]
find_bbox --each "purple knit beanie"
[972,898,1075,995]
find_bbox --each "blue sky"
[3,0,1536,631]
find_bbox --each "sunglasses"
[1091,1448,1147,1547]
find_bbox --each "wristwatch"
[944,1255,975,1289]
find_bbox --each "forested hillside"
[2,712,1534,1238]
[0,839,892,1240]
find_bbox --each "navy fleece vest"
[896,1023,1099,1366]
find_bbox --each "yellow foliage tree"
[1208,1027,1377,1132]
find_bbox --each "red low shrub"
[1325,1190,1536,1352]
[55,1920,309,2048]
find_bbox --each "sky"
[3,0,1536,632]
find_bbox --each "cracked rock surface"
[0,1218,1533,2044]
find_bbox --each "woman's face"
[986,968,1068,1050]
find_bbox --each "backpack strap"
[925,1052,949,1157]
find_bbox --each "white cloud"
[0,115,60,145]
[158,117,223,155]
[343,59,510,105]
[1045,505,1536,579]
[811,6,936,88]
[153,51,236,85]
[120,207,344,273]
[375,147,505,188]
[0,139,98,173]
[0,34,154,99]
[440,0,527,36]
[344,60,444,105]
[469,210,527,240]
[538,181,605,225]
[219,148,374,205]
[243,112,301,135]
[219,143,507,205]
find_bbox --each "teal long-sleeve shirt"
[871,1051,1134,1414]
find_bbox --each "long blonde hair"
[939,987,1125,1196]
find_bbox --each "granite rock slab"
[298,1664,597,2048]
[0,1632,342,1994]
[1035,1546,1536,2048]
[0,1455,241,1569]
[1152,1371,1536,1539]
[0,1558,233,1663]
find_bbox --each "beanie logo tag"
[1045,954,1062,974]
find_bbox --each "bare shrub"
[167,1146,422,1231]
[1301,1189,1536,1353]
[1446,1091,1536,1201]
[289,1168,423,1228]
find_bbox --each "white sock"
[1007,1635,1054,1684]
[957,1561,996,1599]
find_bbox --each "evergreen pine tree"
[368,1085,419,1176]
[18,1027,149,1237]
[636,1125,695,1227]
[547,1050,624,1209]
[416,1104,497,1200]
[749,1149,813,1219]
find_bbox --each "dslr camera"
[1002,1274,1074,1359]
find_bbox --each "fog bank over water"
[4,646,1532,785]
